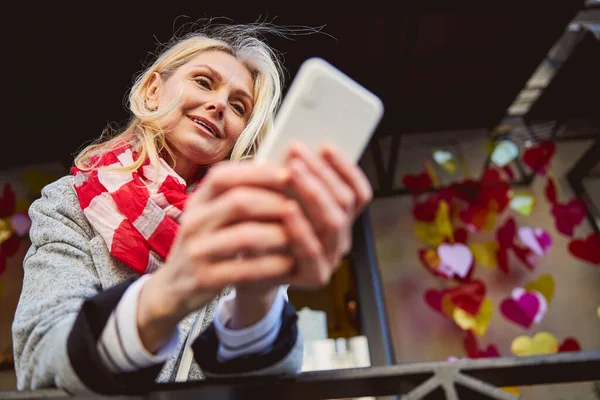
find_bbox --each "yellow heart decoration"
[469,241,498,268]
[525,274,555,304]
[414,222,445,247]
[453,298,493,336]
[435,201,454,243]
[414,200,454,246]
[0,218,14,245]
[509,192,536,216]
[511,332,559,356]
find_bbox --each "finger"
[287,142,356,214]
[202,221,290,260]
[208,253,295,287]
[191,162,290,205]
[282,201,333,289]
[321,143,373,213]
[288,158,347,262]
[181,187,294,234]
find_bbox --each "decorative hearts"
[0,184,16,218]
[525,274,555,304]
[523,140,556,175]
[414,200,454,247]
[424,289,449,316]
[11,213,31,237]
[433,150,457,174]
[500,288,547,328]
[551,199,587,237]
[491,140,519,167]
[418,249,450,279]
[518,227,552,256]
[558,337,581,353]
[545,177,558,205]
[414,222,445,247]
[464,330,500,359]
[403,171,432,194]
[496,217,516,247]
[0,219,12,245]
[469,241,498,268]
[453,298,493,336]
[448,280,486,316]
[509,192,536,216]
[438,243,473,279]
[511,332,559,356]
[568,233,600,265]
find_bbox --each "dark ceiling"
[5,1,584,170]
[525,29,600,123]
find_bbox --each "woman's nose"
[204,96,226,119]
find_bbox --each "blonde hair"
[74,22,291,173]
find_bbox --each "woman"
[12,23,372,395]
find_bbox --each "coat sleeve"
[11,177,162,395]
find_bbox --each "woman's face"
[146,50,254,175]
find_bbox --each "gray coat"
[12,176,302,394]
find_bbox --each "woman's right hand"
[136,162,297,353]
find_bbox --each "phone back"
[254,57,384,165]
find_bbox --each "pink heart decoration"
[437,243,473,279]
[500,289,546,328]
[11,213,32,237]
[518,227,552,256]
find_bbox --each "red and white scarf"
[71,147,199,274]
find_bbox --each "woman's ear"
[145,72,162,111]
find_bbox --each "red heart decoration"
[453,228,469,245]
[512,244,537,271]
[558,337,581,353]
[0,256,6,275]
[1,235,20,259]
[0,183,16,218]
[497,217,516,248]
[545,178,558,205]
[500,292,541,328]
[501,165,515,180]
[403,172,432,195]
[568,233,600,265]
[449,280,486,316]
[552,199,587,237]
[523,140,556,175]
[413,198,439,222]
[463,330,500,359]
[479,345,501,358]
[496,245,509,274]
[424,289,448,316]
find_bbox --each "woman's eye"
[231,103,246,115]
[196,78,211,89]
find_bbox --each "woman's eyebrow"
[193,64,253,102]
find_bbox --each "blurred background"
[2,1,599,398]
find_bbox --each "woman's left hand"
[281,141,373,289]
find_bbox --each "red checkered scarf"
[71,146,199,274]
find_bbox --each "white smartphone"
[254,57,384,166]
